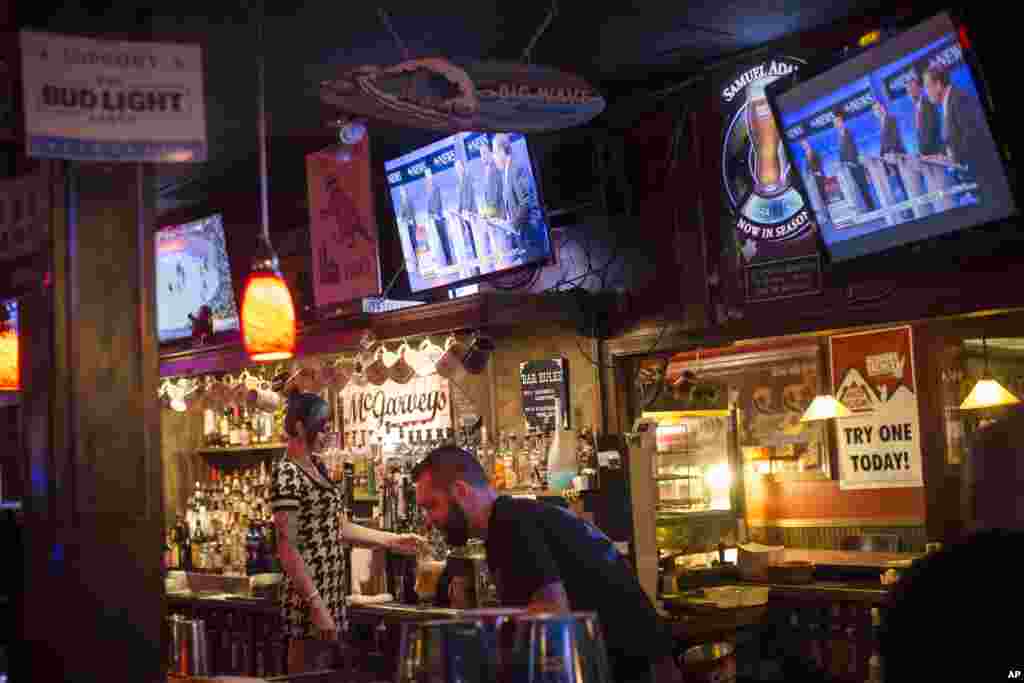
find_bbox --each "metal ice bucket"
[167,614,210,677]
[395,618,494,683]
[506,612,612,683]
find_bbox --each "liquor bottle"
[191,521,204,571]
[493,436,506,490]
[239,407,251,447]
[229,407,241,446]
[179,517,193,572]
[746,81,784,196]
[505,434,519,490]
[219,408,231,445]
[203,408,218,447]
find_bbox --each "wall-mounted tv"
[155,214,240,343]
[384,131,553,294]
[769,12,1016,263]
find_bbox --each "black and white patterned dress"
[270,456,347,639]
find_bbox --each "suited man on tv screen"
[492,133,548,262]
[907,70,943,156]
[834,109,876,212]
[924,65,988,187]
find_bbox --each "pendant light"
[240,1,296,362]
[0,302,18,392]
[960,337,1020,410]
[800,394,852,422]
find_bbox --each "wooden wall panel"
[490,322,601,437]
[161,407,204,525]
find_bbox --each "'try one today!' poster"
[830,326,924,490]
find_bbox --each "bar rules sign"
[520,358,570,432]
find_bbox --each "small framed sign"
[520,357,570,431]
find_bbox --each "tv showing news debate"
[385,131,552,294]
[155,214,240,343]
[772,12,1015,262]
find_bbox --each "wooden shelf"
[198,443,287,456]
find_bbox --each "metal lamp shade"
[800,395,852,422]
[960,378,1021,410]
[0,324,18,391]
[241,271,296,362]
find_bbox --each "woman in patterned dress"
[271,392,423,673]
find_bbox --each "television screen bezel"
[764,8,1019,265]
[383,131,555,296]
[154,212,240,345]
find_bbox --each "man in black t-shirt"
[412,446,680,683]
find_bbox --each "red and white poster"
[306,139,381,309]
[829,326,923,490]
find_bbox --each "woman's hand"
[388,533,428,556]
[309,596,338,641]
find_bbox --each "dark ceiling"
[18,0,901,208]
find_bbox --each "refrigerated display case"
[625,409,747,603]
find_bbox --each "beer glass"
[746,82,785,197]
[506,612,612,683]
[415,558,446,605]
[395,619,493,683]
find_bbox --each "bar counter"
[168,571,896,682]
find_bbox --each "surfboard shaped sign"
[320,57,605,133]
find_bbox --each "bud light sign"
[715,55,821,302]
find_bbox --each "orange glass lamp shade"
[241,270,296,362]
[0,322,17,391]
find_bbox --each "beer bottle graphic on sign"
[745,82,785,196]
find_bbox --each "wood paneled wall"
[161,407,205,525]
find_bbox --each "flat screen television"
[384,131,553,293]
[768,11,1016,262]
[155,214,240,343]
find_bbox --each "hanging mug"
[411,338,444,377]
[435,336,468,380]
[389,344,417,385]
[351,355,369,387]
[462,334,495,375]
[320,362,339,390]
[335,357,356,391]
[247,381,282,412]
[365,348,390,386]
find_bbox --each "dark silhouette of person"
[834,109,876,212]
[907,71,942,156]
[881,529,1024,682]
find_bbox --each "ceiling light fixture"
[241,0,297,362]
[0,302,18,392]
[960,337,1020,410]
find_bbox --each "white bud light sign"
[19,31,207,162]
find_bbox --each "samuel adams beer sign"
[717,57,822,302]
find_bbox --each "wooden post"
[20,161,164,681]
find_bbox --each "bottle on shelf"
[219,408,231,446]
[229,406,242,446]
[239,407,252,447]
